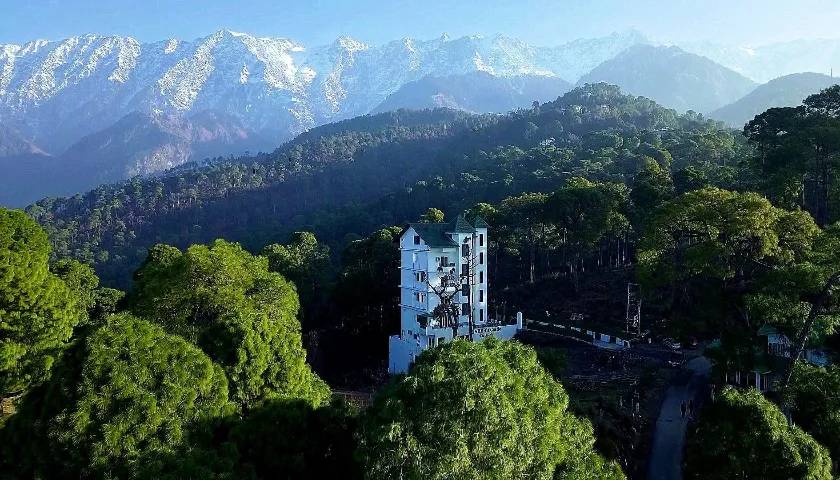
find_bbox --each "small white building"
[388,214,521,374]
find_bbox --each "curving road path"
[647,356,711,480]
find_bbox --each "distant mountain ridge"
[579,45,757,113]
[709,73,839,127]
[679,38,840,83]
[0,124,45,157]
[0,30,648,205]
[2,29,839,207]
[0,110,274,206]
[373,72,572,114]
[0,30,645,152]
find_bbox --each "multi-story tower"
[388,214,519,374]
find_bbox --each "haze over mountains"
[710,72,839,127]
[679,38,840,83]
[1,28,839,206]
[373,72,571,114]
[579,45,757,113]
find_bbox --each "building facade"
[388,214,521,374]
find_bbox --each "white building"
[388,214,522,374]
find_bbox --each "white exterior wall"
[389,221,515,374]
[398,226,460,348]
[399,228,429,333]
[472,226,489,325]
[388,335,425,374]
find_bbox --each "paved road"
[647,356,711,480]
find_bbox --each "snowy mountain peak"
[0,29,650,156]
[334,36,368,52]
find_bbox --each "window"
[479,271,484,283]
[413,235,421,245]
[479,252,484,265]
[428,335,435,346]
[461,284,469,296]
[415,271,426,283]
[479,290,484,302]
[461,303,469,315]
[480,309,485,322]
[440,256,449,267]
[479,234,484,246]
[414,292,426,303]
[462,263,469,277]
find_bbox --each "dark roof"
[757,324,781,337]
[472,215,490,228]
[448,214,475,234]
[408,223,458,247]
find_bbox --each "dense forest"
[27,84,747,289]
[3,83,840,478]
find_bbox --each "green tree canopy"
[637,188,819,332]
[358,339,624,480]
[262,231,332,325]
[51,258,125,327]
[495,192,563,284]
[1,314,234,478]
[745,86,840,225]
[786,362,840,471]
[129,239,329,410]
[630,157,675,226]
[324,226,402,377]
[685,386,832,480]
[419,207,445,223]
[545,177,631,253]
[228,398,361,479]
[0,208,84,398]
[52,258,100,313]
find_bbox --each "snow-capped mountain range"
[1,28,839,207]
[0,29,645,155]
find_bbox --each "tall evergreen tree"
[0,208,85,399]
[685,386,832,480]
[358,339,624,480]
[130,240,329,411]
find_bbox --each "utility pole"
[462,235,481,340]
[626,282,641,336]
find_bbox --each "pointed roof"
[757,324,781,337]
[448,214,475,234]
[407,222,458,247]
[472,215,490,229]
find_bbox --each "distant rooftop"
[407,213,487,247]
[408,222,459,247]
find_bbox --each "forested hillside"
[6,82,840,479]
[29,84,747,289]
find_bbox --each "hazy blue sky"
[3,0,840,46]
